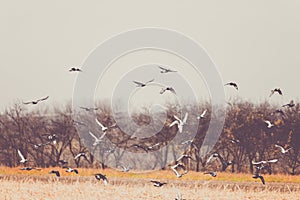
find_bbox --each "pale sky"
[1,0,300,112]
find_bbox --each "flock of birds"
[14,65,296,199]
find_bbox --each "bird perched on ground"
[158,66,177,73]
[282,100,295,108]
[160,86,176,94]
[264,120,274,128]
[133,79,154,87]
[197,109,207,119]
[89,131,106,146]
[23,96,49,105]
[275,144,293,154]
[170,163,187,178]
[269,88,283,97]
[69,67,82,72]
[49,170,60,177]
[224,82,238,90]
[94,173,108,185]
[204,171,217,177]
[17,149,28,164]
[150,180,167,187]
[64,167,79,174]
[169,113,188,133]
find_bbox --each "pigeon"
[95,173,108,185]
[74,152,87,160]
[150,180,167,187]
[204,171,217,177]
[170,163,187,178]
[79,107,99,111]
[275,144,293,154]
[282,100,295,108]
[224,82,238,90]
[49,170,60,177]
[158,66,177,73]
[269,88,283,97]
[69,67,82,72]
[17,149,28,164]
[160,87,176,95]
[64,167,79,174]
[264,120,274,128]
[89,131,106,146]
[169,113,188,133]
[23,96,49,105]
[252,173,265,185]
[197,109,207,119]
[133,79,154,87]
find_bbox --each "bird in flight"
[206,153,220,164]
[158,66,177,73]
[23,96,49,105]
[79,107,100,112]
[224,82,238,90]
[204,171,217,177]
[169,113,188,133]
[43,134,57,145]
[229,139,240,144]
[197,109,207,119]
[89,131,106,146]
[19,167,41,171]
[49,170,60,177]
[275,144,292,154]
[58,159,68,166]
[17,149,28,164]
[95,118,109,132]
[150,180,167,187]
[95,173,108,185]
[33,141,51,149]
[64,167,79,174]
[74,152,87,160]
[282,100,295,108]
[264,120,274,128]
[133,79,154,87]
[69,67,82,72]
[170,163,188,178]
[252,159,278,166]
[269,88,283,97]
[160,86,176,95]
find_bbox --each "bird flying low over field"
[94,173,108,185]
[269,88,283,97]
[19,167,41,171]
[170,163,188,178]
[252,173,265,185]
[74,152,87,160]
[64,167,79,174]
[150,180,167,187]
[133,79,154,87]
[252,159,278,165]
[23,96,49,105]
[158,66,177,73]
[204,171,217,177]
[79,107,100,111]
[49,170,60,177]
[282,100,295,108]
[224,82,238,90]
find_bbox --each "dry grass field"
[1,167,300,200]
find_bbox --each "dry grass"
[1,167,300,199]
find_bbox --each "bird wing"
[264,120,271,126]
[23,101,33,105]
[206,154,215,164]
[160,88,166,94]
[183,113,188,123]
[74,153,81,159]
[178,125,183,133]
[252,160,263,165]
[269,90,275,97]
[259,175,265,184]
[17,149,25,160]
[201,109,207,117]
[89,131,98,141]
[145,79,154,84]
[158,66,167,71]
[133,81,144,86]
[169,120,178,127]
[95,118,105,129]
[275,144,285,152]
[169,87,176,94]
[98,132,107,140]
[173,115,181,122]
[37,96,49,102]
[267,159,278,163]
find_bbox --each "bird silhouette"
[224,82,238,90]
[158,66,177,73]
[23,96,49,105]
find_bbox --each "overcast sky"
[1,0,300,112]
